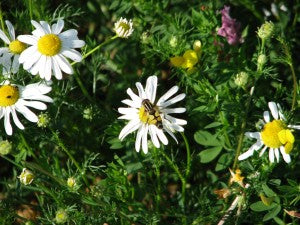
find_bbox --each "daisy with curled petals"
[114,17,134,38]
[238,102,300,163]
[118,75,187,154]
[0,20,27,76]
[18,19,85,81]
[0,81,53,135]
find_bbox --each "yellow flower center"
[37,34,62,56]
[261,120,286,148]
[138,105,162,127]
[118,22,130,32]
[0,85,20,107]
[9,40,26,54]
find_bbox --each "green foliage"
[0,0,300,224]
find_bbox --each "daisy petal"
[156,128,168,145]
[268,102,278,120]
[0,30,10,44]
[18,35,38,46]
[12,55,20,74]
[4,108,12,135]
[280,146,291,163]
[269,148,275,163]
[161,108,186,114]
[118,119,140,141]
[159,93,185,108]
[135,126,144,152]
[20,99,47,110]
[142,125,149,154]
[11,108,24,130]
[54,55,73,74]
[121,99,140,108]
[135,82,146,99]
[19,46,38,64]
[149,125,160,148]
[245,132,260,139]
[164,127,178,144]
[15,104,38,122]
[145,76,157,103]
[52,57,62,80]
[157,86,179,106]
[118,107,138,115]
[52,19,64,34]
[127,88,142,103]
[274,148,280,162]
[31,20,46,36]
[263,111,270,123]
[259,145,268,157]
[61,49,82,62]
[5,20,15,40]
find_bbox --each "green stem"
[28,0,33,21]
[159,149,187,225]
[19,133,38,160]
[70,35,118,101]
[181,133,191,178]
[232,87,254,170]
[52,131,90,190]
[71,35,118,66]
[153,148,161,214]
[289,62,297,111]
[73,72,94,102]
[0,155,23,169]
[0,6,5,32]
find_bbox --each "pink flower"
[217,6,243,45]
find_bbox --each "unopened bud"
[169,36,178,48]
[67,177,76,188]
[234,72,249,88]
[257,54,267,70]
[19,168,34,185]
[37,112,50,128]
[0,140,12,155]
[257,21,274,40]
[55,209,68,224]
[193,40,202,52]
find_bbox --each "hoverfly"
[141,99,163,129]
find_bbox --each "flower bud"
[67,177,76,188]
[234,72,249,88]
[37,112,50,128]
[193,40,202,52]
[169,36,178,48]
[257,21,274,40]
[19,168,34,185]
[55,209,68,224]
[0,140,12,155]
[114,17,134,38]
[257,54,267,70]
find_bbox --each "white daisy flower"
[0,81,53,135]
[18,19,85,81]
[118,76,187,154]
[0,20,27,76]
[238,102,300,163]
[114,17,134,38]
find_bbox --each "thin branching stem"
[52,131,90,190]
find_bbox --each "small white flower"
[18,19,85,81]
[114,17,134,38]
[0,20,27,76]
[0,81,53,135]
[239,102,300,163]
[19,168,34,185]
[118,76,187,154]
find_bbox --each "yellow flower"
[170,49,199,72]
[229,168,244,187]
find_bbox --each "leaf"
[199,146,222,163]
[204,122,222,129]
[263,205,281,221]
[215,153,232,171]
[194,130,220,146]
[250,201,277,212]
[262,183,277,197]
